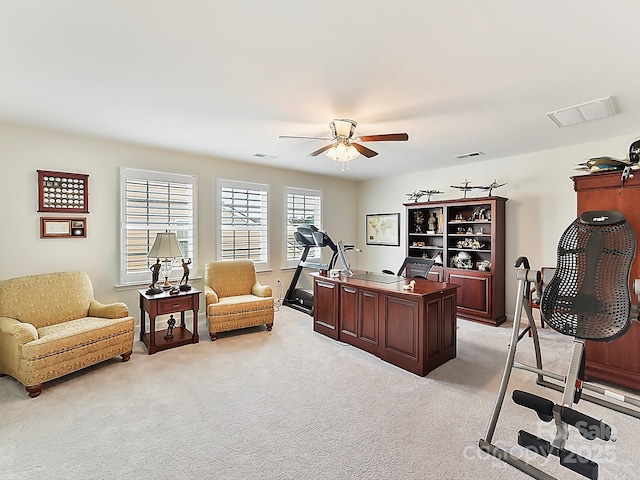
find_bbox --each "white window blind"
[218,180,268,266]
[120,168,196,285]
[286,188,322,266]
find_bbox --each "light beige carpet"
[1,306,639,479]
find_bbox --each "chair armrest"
[88,300,129,319]
[252,282,272,297]
[0,316,38,345]
[204,285,219,304]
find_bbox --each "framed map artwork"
[366,213,400,246]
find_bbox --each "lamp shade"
[148,232,184,259]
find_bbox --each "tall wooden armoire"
[573,171,640,391]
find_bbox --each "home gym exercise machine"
[283,225,347,316]
[479,211,640,480]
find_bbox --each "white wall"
[357,133,638,321]
[3,120,638,326]
[0,122,358,324]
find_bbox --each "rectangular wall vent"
[455,151,484,159]
[546,96,616,128]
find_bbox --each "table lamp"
[146,231,184,294]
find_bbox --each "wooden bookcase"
[404,196,507,325]
[573,171,640,391]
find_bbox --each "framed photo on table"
[366,213,400,246]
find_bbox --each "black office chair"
[480,210,639,480]
[383,256,434,279]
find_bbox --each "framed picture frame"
[40,217,87,238]
[366,213,400,246]
[37,170,89,213]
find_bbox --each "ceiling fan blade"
[279,135,333,141]
[353,143,378,158]
[308,144,334,157]
[357,133,409,142]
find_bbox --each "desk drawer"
[157,296,193,314]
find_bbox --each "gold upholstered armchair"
[0,271,134,397]
[204,260,274,341]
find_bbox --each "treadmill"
[283,225,338,315]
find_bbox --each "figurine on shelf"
[428,212,437,233]
[146,258,163,295]
[164,315,176,339]
[179,258,192,291]
[437,209,444,234]
[478,260,492,272]
[180,258,191,283]
[414,211,425,233]
[150,259,161,286]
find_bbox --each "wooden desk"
[139,289,200,354]
[311,272,458,376]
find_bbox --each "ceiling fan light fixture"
[326,144,359,163]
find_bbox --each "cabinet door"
[340,285,358,338]
[340,286,379,353]
[424,291,457,372]
[446,270,491,317]
[313,279,338,339]
[383,295,420,361]
[358,288,379,347]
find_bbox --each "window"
[120,168,196,285]
[218,179,268,268]
[285,188,322,268]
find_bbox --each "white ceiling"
[2,1,640,180]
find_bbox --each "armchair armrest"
[0,316,38,376]
[204,285,219,304]
[252,282,272,297]
[88,300,129,319]
[0,316,38,346]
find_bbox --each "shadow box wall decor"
[366,212,401,246]
[40,217,87,238]
[37,170,89,213]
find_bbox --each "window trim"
[216,178,270,271]
[119,167,197,286]
[284,187,323,269]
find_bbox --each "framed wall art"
[37,170,89,213]
[40,217,87,238]
[366,213,400,246]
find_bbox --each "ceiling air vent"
[546,96,616,128]
[455,151,484,160]
[254,153,277,159]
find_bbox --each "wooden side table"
[139,288,200,354]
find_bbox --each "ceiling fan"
[279,119,409,172]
